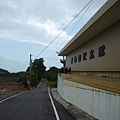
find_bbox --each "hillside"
[0,68,26,98]
[0,68,10,75]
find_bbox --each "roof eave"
[58,0,120,56]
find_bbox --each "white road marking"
[48,87,60,120]
[0,91,29,104]
[34,82,41,91]
[0,81,42,104]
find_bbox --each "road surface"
[0,79,75,120]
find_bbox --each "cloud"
[0,56,28,72]
[0,0,107,72]
[0,0,107,51]
[0,0,99,49]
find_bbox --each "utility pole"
[29,54,32,90]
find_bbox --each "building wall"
[66,20,120,72]
[57,75,120,120]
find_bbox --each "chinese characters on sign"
[89,49,95,59]
[98,45,105,57]
[83,52,87,61]
[71,45,106,64]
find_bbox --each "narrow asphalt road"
[0,79,75,120]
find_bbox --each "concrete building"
[59,0,120,78]
[57,0,120,120]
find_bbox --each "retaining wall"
[57,75,120,120]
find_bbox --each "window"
[74,56,77,63]
[71,57,73,64]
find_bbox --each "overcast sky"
[0,0,107,72]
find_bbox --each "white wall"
[57,75,120,120]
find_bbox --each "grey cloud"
[0,56,28,72]
[0,0,107,48]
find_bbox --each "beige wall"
[66,20,120,71]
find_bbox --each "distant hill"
[0,68,10,75]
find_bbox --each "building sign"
[71,45,106,64]
[98,45,105,57]
[83,52,87,61]
[89,49,95,59]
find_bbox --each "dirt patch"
[61,73,120,95]
[0,77,27,100]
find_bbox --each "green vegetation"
[19,72,39,88]
[0,68,10,74]
[44,66,60,82]
[1,59,60,89]
[44,66,60,88]
[32,58,46,80]
[19,58,46,88]
[10,71,25,77]
[47,81,57,88]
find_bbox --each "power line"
[36,0,93,58]
[44,0,94,63]
[36,0,94,69]
[57,0,94,52]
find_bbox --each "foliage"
[19,72,39,88]
[10,71,25,77]
[44,66,60,82]
[20,72,29,88]
[31,58,46,80]
[0,68,10,74]
[31,72,39,86]
[47,81,57,88]
[61,67,64,73]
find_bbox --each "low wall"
[72,71,120,78]
[57,75,120,120]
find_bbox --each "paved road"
[0,79,75,120]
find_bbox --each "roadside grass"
[47,81,57,88]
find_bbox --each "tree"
[32,58,46,80]
[44,66,60,82]
[20,72,39,88]
[31,72,39,86]
[20,72,29,88]
[26,58,46,80]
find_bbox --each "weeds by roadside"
[47,81,57,88]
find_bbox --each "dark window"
[74,56,77,63]
[71,57,73,64]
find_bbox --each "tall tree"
[32,58,46,80]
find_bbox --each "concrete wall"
[72,71,120,78]
[66,20,120,72]
[57,75,120,120]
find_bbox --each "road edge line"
[0,91,29,104]
[0,81,42,104]
[48,87,60,120]
[34,82,41,91]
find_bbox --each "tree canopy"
[19,58,46,88]
[32,58,46,80]
[19,72,39,88]
[44,66,60,82]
